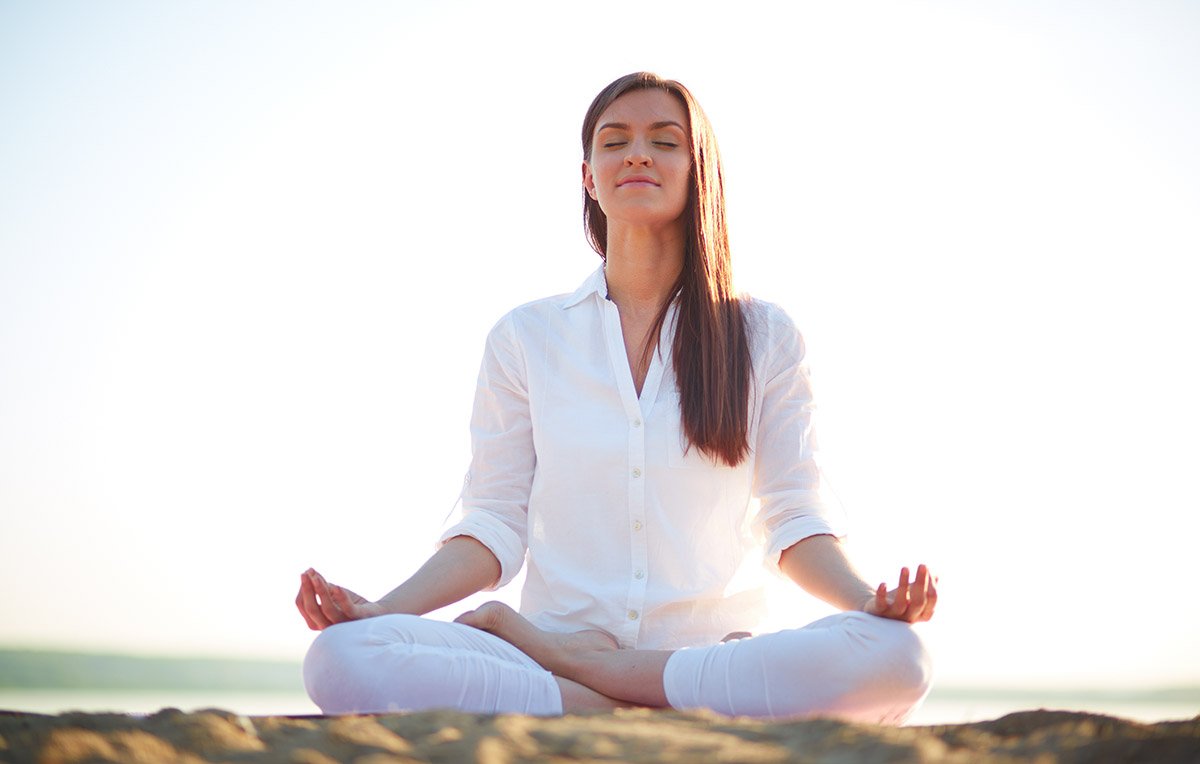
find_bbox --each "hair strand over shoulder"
[581,72,751,467]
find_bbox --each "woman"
[297,72,936,722]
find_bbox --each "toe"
[456,600,517,633]
[575,629,620,651]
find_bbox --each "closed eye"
[600,139,678,149]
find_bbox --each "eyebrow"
[597,120,686,132]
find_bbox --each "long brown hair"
[582,72,751,468]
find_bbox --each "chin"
[603,206,689,228]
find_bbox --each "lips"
[617,175,659,187]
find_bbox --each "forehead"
[595,88,690,133]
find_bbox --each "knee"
[304,614,446,714]
[875,619,933,702]
[846,614,933,712]
[302,620,369,714]
[784,613,932,722]
[303,615,423,714]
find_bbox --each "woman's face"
[583,88,692,230]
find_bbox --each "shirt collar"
[561,264,608,309]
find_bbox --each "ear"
[582,160,598,200]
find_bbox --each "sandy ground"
[1,707,1197,763]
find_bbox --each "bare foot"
[455,601,617,676]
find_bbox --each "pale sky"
[1,0,1198,691]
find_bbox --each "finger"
[306,573,335,629]
[874,582,888,614]
[295,584,320,630]
[305,570,339,626]
[922,570,938,621]
[295,587,320,630]
[329,583,359,618]
[908,565,929,620]
[891,567,911,616]
[312,571,345,625]
[298,573,331,630]
[297,572,323,629]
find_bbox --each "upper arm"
[438,312,535,588]
[750,305,846,568]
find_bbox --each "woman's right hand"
[296,568,386,630]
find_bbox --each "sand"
[1,707,1197,763]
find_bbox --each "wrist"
[376,588,426,617]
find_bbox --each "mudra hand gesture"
[863,564,938,623]
[296,568,385,630]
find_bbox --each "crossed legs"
[456,602,932,722]
[454,602,671,707]
[305,605,932,722]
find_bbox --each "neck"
[603,220,685,314]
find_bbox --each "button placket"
[623,386,649,648]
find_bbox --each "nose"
[624,138,652,167]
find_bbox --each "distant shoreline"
[0,648,303,691]
[928,685,1200,705]
[2,647,1198,709]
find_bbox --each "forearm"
[778,534,875,612]
[376,535,502,616]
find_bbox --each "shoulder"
[489,292,574,335]
[508,292,576,320]
[741,295,807,363]
[482,289,584,357]
[493,263,604,327]
[491,265,605,335]
[741,296,798,332]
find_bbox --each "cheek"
[593,156,622,183]
[670,165,692,205]
[590,159,622,201]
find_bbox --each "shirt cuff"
[763,514,846,574]
[437,513,526,590]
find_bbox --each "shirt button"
[634,569,644,580]
[631,467,642,478]
[628,610,639,620]
[632,418,642,428]
[633,520,643,531]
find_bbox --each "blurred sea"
[1,687,1195,725]
[908,690,1198,725]
[2,648,1194,723]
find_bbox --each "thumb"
[329,584,356,614]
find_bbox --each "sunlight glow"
[1,0,1197,691]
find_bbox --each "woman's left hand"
[863,564,938,623]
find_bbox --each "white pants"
[303,611,932,723]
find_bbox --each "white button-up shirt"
[440,266,843,649]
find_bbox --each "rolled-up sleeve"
[751,306,846,570]
[438,312,533,589]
